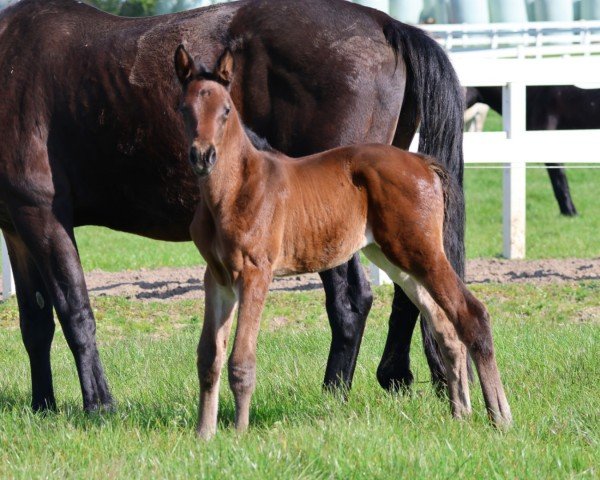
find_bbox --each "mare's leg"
[3,231,56,410]
[228,266,271,432]
[546,164,578,216]
[320,254,373,392]
[6,176,113,412]
[197,270,237,439]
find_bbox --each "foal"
[175,46,512,439]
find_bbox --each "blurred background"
[0,0,598,22]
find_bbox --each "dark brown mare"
[175,47,511,437]
[0,0,465,412]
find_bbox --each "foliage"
[84,0,211,16]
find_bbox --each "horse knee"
[197,345,224,391]
[228,357,256,397]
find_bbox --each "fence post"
[370,262,392,286]
[502,81,527,259]
[2,234,15,301]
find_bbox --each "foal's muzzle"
[189,145,217,176]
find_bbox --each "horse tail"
[382,20,466,279]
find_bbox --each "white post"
[370,262,392,286]
[502,81,527,259]
[2,234,15,301]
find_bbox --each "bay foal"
[175,46,512,438]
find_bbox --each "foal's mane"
[243,126,276,153]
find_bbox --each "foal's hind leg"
[364,245,471,417]
[420,264,512,426]
[197,270,237,439]
[3,231,56,411]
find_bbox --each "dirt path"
[77,258,600,302]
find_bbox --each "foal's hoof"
[197,427,216,441]
[489,408,513,431]
[84,399,116,414]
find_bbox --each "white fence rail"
[422,20,600,57]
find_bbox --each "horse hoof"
[376,366,414,393]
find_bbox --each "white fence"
[422,20,600,58]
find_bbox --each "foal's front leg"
[197,270,237,439]
[228,266,272,433]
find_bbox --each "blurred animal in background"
[466,85,600,217]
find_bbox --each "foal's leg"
[197,270,237,440]
[228,266,271,433]
[363,246,470,417]
[419,264,511,426]
[3,231,57,411]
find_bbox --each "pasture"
[0,284,598,478]
[1,109,599,478]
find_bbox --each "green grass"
[1,283,599,478]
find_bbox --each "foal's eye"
[224,105,231,117]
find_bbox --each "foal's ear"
[214,49,234,88]
[174,44,197,86]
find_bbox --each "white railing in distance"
[1,234,15,301]
[371,56,600,285]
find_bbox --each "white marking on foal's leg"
[362,244,472,418]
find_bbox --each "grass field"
[0,283,598,478]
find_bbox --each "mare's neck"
[200,112,263,208]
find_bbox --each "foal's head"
[175,45,236,177]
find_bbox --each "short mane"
[243,126,276,153]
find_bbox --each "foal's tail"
[382,19,465,279]
[429,161,463,252]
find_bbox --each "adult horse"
[0,0,464,412]
[465,85,599,217]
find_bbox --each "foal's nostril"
[206,146,217,167]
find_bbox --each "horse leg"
[363,246,470,417]
[419,264,511,426]
[320,254,373,392]
[8,202,113,412]
[376,116,447,393]
[376,286,419,391]
[228,266,271,432]
[197,270,237,439]
[545,164,578,216]
[3,231,56,411]
[365,245,511,425]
